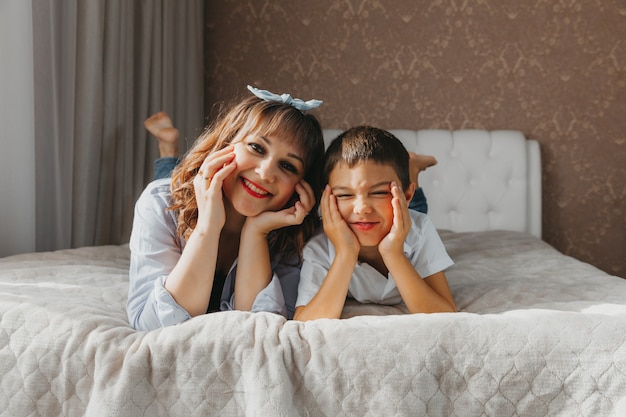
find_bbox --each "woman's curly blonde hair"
[169,95,325,261]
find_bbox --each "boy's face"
[328,161,413,248]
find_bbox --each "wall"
[204,1,625,278]
[0,0,36,257]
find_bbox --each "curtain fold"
[32,0,204,251]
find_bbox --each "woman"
[127,86,325,331]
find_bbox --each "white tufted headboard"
[322,129,542,238]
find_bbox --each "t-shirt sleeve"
[296,235,332,307]
[410,214,454,278]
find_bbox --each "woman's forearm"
[165,227,220,317]
[234,225,273,311]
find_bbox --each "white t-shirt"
[296,210,453,307]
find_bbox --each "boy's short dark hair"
[324,126,411,190]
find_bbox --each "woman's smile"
[240,177,271,198]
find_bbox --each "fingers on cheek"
[295,183,311,205]
[299,182,313,199]
[300,192,312,211]
[215,162,235,180]
[225,160,237,174]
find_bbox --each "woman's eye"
[248,143,264,154]
[280,162,299,174]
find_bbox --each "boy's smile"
[329,161,411,248]
[351,221,378,231]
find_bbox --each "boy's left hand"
[379,182,412,257]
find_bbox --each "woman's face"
[222,130,306,217]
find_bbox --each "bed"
[1,129,625,417]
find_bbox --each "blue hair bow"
[247,85,323,111]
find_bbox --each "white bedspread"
[1,231,625,416]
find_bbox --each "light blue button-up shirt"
[127,178,301,331]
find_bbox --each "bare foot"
[409,152,437,188]
[144,111,179,158]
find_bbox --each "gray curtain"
[32,0,204,251]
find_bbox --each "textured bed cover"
[1,230,625,417]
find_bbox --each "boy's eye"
[371,191,391,197]
[334,193,353,199]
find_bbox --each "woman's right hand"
[165,146,236,318]
[192,146,236,232]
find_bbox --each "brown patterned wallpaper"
[204,1,626,278]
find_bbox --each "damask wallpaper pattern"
[204,1,625,278]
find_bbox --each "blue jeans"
[153,158,428,214]
[408,187,428,214]
[154,157,180,181]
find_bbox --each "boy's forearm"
[383,253,456,313]
[294,252,357,321]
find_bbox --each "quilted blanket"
[1,231,625,417]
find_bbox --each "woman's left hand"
[244,179,315,236]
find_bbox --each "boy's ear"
[404,182,416,203]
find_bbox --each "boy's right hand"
[320,185,360,256]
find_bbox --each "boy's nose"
[353,197,371,215]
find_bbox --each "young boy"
[293,126,457,321]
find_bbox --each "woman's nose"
[256,158,276,182]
